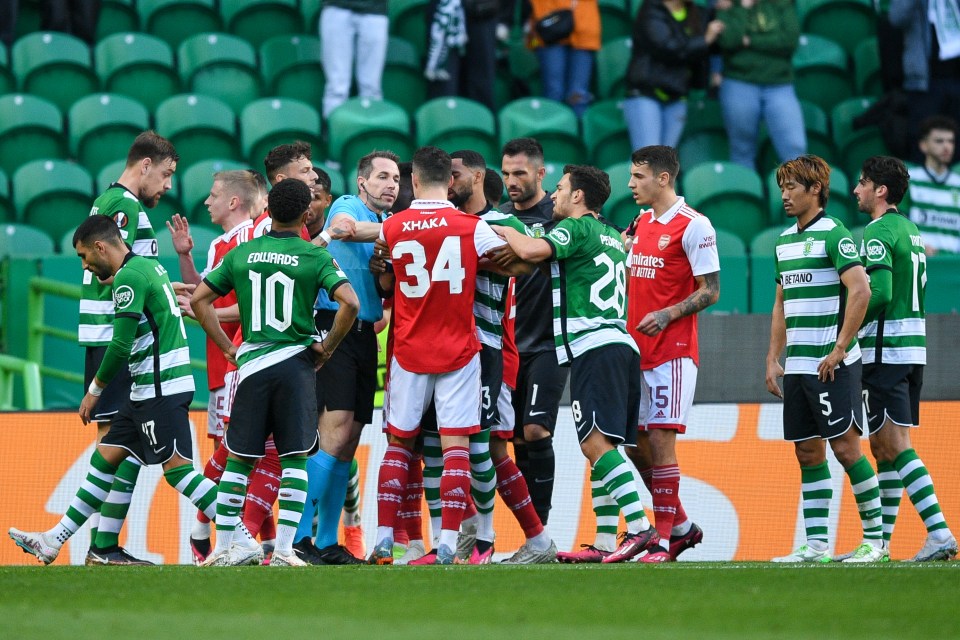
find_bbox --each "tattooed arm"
[636,271,720,337]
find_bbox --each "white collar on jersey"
[410,199,455,210]
[647,196,686,224]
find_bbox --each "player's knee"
[523,423,551,442]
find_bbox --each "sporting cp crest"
[658,234,670,251]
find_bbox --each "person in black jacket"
[623,0,724,151]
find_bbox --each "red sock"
[642,465,687,526]
[259,512,276,542]
[494,455,544,538]
[197,440,229,524]
[242,444,281,538]
[651,464,682,544]
[377,443,413,530]
[439,446,471,534]
[463,496,478,520]
[397,454,423,544]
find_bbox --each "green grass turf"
[2,563,958,639]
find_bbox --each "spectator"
[889,0,960,164]
[320,0,389,118]
[528,0,601,117]
[906,115,960,254]
[623,0,724,150]
[42,0,101,45]
[715,0,806,170]
[426,0,499,111]
[0,0,17,47]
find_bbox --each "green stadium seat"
[155,94,241,174]
[499,98,587,164]
[757,99,835,178]
[178,32,261,114]
[301,0,322,30]
[0,223,55,257]
[388,0,430,58]
[507,40,542,98]
[854,38,882,97]
[328,98,413,175]
[11,32,99,112]
[595,37,631,99]
[95,32,180,112]
[0,93,67,177]
[326,168,346,200]
[179,158,251,223]
[832,97,889,190]
[139,0,223,50]
[797,0,876,58]
[713,228,750,314]
[748,226,783,313]
[383,36,428,118]
[96,0,140,41]
[925,253,960,314]
[260,34,325,107]
[240,98,324,169]
[68,93,151,177]
[792,33,853,115]
[0,168,14,222]
[582,99,631,171]
[96,159,185,232]
[220,0,303,49]
[13,159,94,244]
[13,1,41,41]
[677,96,728,167]
[598,0,634,43]
[681,161,767,245]
[0,41,15,94]
[414,97,498,164]
[601,161,639,229]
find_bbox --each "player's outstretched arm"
[765,284,786,399]
[191,282,235,364]
[166,214,203,285]
[498,226,552,263]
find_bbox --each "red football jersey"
[381,200,505,374]
[502,278,519,389]
[627,198,720,369]
[203,219,253,389]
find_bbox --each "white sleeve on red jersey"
[473,219,506,256]
[201,237,220,278]
[681,215,721,276]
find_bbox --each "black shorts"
[84,346,133,423]
[862,363,923,434]
[314,311,378,425]
[783,361,862,442]
[100,392,194,465]
[569,344,642,446]
[512,349,569,434]
[479,344,504,429]
[227,350,320,458]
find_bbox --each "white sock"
[526,530,552,551]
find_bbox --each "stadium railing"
[0,354,42,410]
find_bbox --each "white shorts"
[207,386,227,438]
[221,369,240,424]
[384,353,482,438]
[639,357,698,434]
[491,382,515,439]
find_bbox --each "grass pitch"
[2,563,958,639]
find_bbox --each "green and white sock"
[422,432,443,545]
[164,463,218,520]
[593,449,648,534]
[342,458,362,527]
[895,448,949,536]
[846,455,883,543]
[93,457,142,549]
[469,429,496,543]
[214,458,253,554]
[49,450,118,546]
[876,460,902,543]
[590,476,619,551]
[800,462,832,548]
[276,456,309,555]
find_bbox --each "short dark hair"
[564,164,611,212]
[412,146,451,188]
[631,145,680,184]
[483,168,504,206]
[313,166,331,194]
[126,130,178,167]
[391,162,414,213]
[357,150,401,179]
[776,155,831,208]
[268,178,312,224]
[451,149,487,171]
[919,115,958,139]
[860,156,910,205]
[501,137,544,165]
[73,214,123,248]
[263,141,312,182]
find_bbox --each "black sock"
[525,436,555,525]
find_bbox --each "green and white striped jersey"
[475,209,526,349]
[203,232,349,381]
[906,165,960,253]
[543,214,638,365]
[858,211,926,365]
[79,186,158,346]
[111,256,193,400]
[775,213,862,375]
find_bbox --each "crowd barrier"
[2,403,957,565]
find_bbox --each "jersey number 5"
[393,237,466,298]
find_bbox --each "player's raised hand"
[166,214,193,256]
[765,359,784,399]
